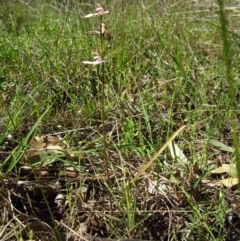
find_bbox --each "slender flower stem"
[99,16,112,211]
[99,63,112,210]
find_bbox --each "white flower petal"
[84,11,109,18]
[84,13,97,18]
[82,60,106,65]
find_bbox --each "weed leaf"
[209,139,234,152]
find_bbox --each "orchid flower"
[84,3,109,18]
[82,52,106,65]
[88,23,107,35]
[87,23,111,41]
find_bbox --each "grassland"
[0,0,240,240]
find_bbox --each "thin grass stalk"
[119,0,125,89]
[216,0,240,187]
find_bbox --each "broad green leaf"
[209,139,234,152]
